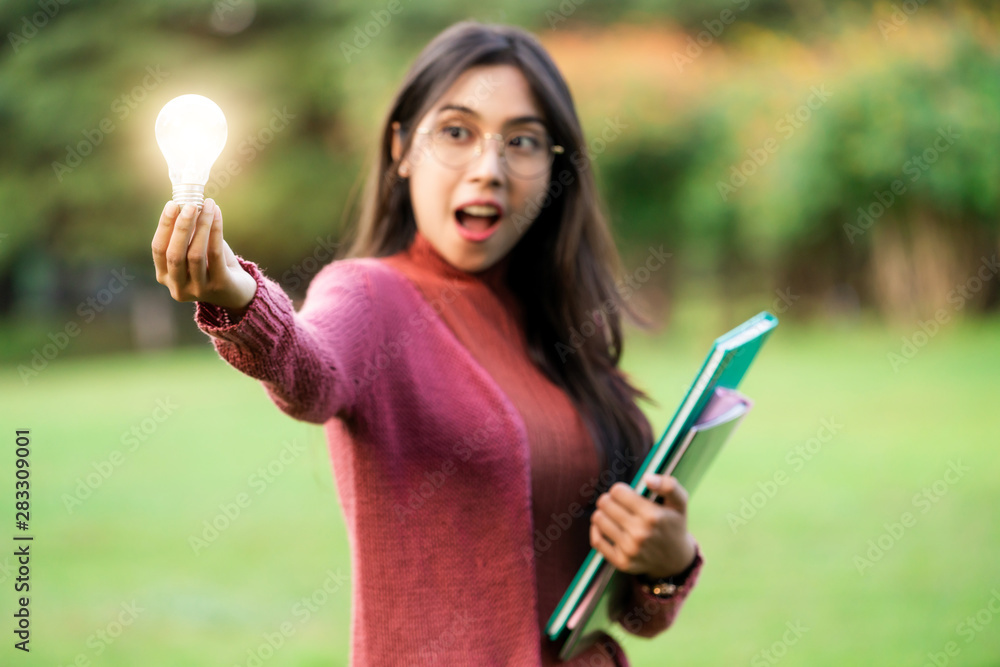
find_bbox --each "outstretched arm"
[194,254,378,424]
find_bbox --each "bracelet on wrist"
[636,551,699,599]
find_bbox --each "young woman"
[151,20,703,667]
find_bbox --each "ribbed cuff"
[192,255,296,362]
[194,256,262,332]
[635,544,703,603]
[196,301,237,328]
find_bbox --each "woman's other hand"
[589,474,698,578]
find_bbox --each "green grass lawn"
[2,312,998,666]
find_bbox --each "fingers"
[590,518,637,571]
[165,203,200,289]
[606,482,644,516]
[597,487,638,528]
[592,477,692,575]
[591,507,631,553]
[594,486,644,562]
[207,203,227,276]
[591,522,622,568]
[151,201,180,282]
[221,239,237,266]
[188,199,216,287]
[650,476,689,514]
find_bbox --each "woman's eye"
[509,135,542,151]
[439,125,470,141]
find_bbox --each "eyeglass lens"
[425,117,555,177]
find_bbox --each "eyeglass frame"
[412,122,565,177]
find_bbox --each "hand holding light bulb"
[151,199,258,315]
[152,94,256,315]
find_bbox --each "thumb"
[645,474,689,511]
[222,239,238,266]
[643,472,665,489]
[643,473,675,507]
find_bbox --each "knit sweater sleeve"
[192,255,376,424]
[616,543,704,639]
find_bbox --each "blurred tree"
[0,0,997,330]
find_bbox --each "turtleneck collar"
[406,229,513,294]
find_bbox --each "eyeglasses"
[414,118,564,178]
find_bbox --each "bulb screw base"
[172,184,206,209]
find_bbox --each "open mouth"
[455,205,501,234]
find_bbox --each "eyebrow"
[435,103,546,128]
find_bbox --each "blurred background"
[1,0,998,665]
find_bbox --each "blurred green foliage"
[0,0,998,323]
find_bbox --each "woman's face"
[392,64,554,273]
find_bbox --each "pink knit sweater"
[193,230,703,666]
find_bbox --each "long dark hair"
[339,20,656,498]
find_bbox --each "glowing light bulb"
[155,94,228,208]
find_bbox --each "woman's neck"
[406,229,513,293]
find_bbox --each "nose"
[467,134,505,185]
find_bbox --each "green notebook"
[545,310,779,659]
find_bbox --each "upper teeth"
[461,204,498,217]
